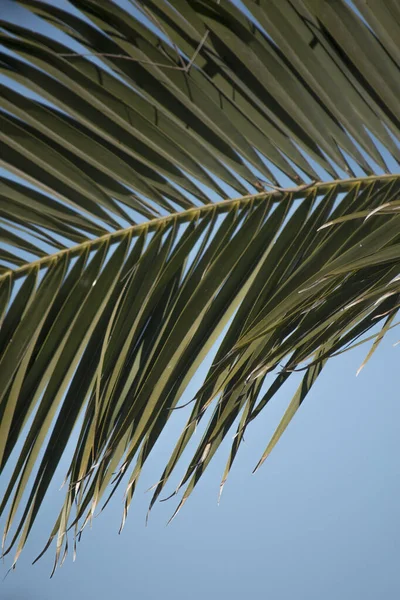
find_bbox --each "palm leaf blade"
[1,0,400,570]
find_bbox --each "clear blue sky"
[1,1,399,598]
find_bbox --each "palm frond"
[1,0,400,571]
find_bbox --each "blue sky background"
[1,1,400,598]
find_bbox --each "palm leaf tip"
[1,0,400,571]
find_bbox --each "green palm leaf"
[1,0,399,572]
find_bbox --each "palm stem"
[2,174,398,281]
